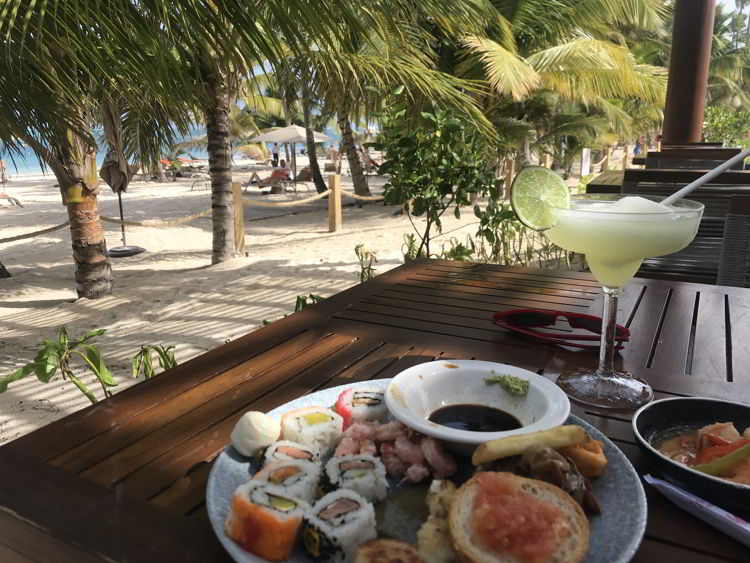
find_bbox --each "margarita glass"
[545,194,704,409]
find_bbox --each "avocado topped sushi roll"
[281,407,343,456]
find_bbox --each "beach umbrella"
[250,125,335,181]
[99,104,146,258]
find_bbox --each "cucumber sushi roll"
[281,407,343,456]
[324,454,388,502]
[303,489,377,563]
[334,388,387,429]
[264,440,321,465]
[253,459,321,502]
[225,481,309,561]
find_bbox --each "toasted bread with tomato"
[449,472,588,563]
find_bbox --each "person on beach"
[249,159,291,185]
[272,143,280,167]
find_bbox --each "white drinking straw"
[661,146,750,206]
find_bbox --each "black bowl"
[632,397,750,512]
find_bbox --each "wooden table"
[2,260,749,562]
[586,170,623,194]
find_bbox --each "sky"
[720,0,737,11]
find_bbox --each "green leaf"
[393,85,405,96]
[79,329,106,344]
[420,111,436,122]
[132,352,143,379]
[0,364,36,393]
[80,345,117,387]
[67,373,98,404]
[454,206,461,219]
[155,346,177,371]
[33,348,59,383]
[58,327,69,348]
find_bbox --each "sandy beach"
[0,158,485,444]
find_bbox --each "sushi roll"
[281,407,343,456]
[253,459,322,502]
[334,388,387,429]
[264,440,321,465]
[303,489,377,563]
[225,481,309,561]
[324,454,388,502]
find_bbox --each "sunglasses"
[492,308,630,350]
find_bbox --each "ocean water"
[3,126,343,178]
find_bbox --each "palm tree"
[0,2,195,298]
[453,0,669,166]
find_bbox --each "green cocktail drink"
[511,167,704,409]
[546,195,704,288]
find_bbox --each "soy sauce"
[428,404,522,432]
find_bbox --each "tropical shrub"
[703,106,750,147]
[1,328,179,403]
[132,345,177,380]
[374,97,495,257]
[0,328,114,403]
[354,244,377,282]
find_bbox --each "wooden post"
[621,145,630,171]
[662,0,716,143]
[504,158,516,200]
[232,182,246,254]
[601,146,611,171]
[542,154,552,168]
[328,174,342,232]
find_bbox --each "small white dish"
[385,359,570,454]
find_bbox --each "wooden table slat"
[691,291,730,381]
[379,283,593,310]
[118,337,385,501]
[81,333,358,487]
[50,329,335,472]
[396,278,598,308]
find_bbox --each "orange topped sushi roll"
[225,481,309,561]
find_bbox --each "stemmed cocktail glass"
[544,194,704,409]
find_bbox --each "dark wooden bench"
[718,195,750,288]
[645,147,743,170]
[622,169,750,283]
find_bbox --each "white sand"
[0,158,483,444]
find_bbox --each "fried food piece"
[558,440,608,478]
[472,425,587,465]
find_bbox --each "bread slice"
[449,472,589,563]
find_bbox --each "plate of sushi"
[206,378,647,563]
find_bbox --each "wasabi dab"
[484,372,529,397]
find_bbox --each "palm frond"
[461,36,540,100]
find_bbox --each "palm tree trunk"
[21,127,112,299]
[54,142,112,299]
[156,160,167,182]
[337,103,370,196]
[203,69,235,264]
[301,87,327,193]
[66,198,113,298]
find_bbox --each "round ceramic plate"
[206,379,647,563]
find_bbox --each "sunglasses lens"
[505,312,557,327]
[568,316,603,332]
